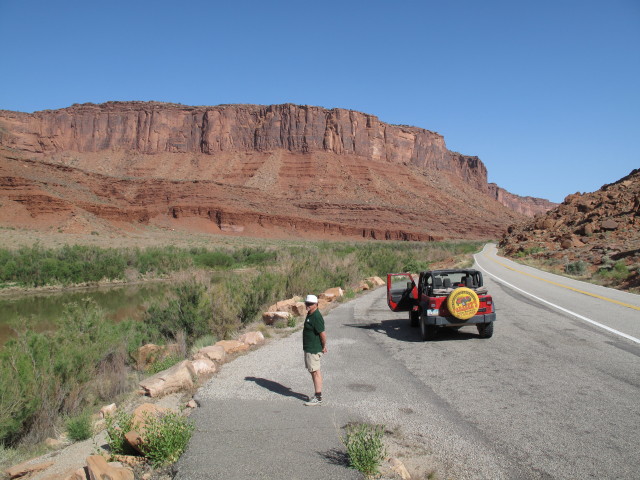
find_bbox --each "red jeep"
[387,269,495,340]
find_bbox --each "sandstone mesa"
[0,102,555,241]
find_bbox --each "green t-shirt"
[303,308,325,354]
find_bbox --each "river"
[0,282,171,345]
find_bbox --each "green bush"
[597,261,630,280]
[66,413,92,442]
[140,411,195,467]
[565,261,587,276]
[342,423,387,477]
[144,281,211,346]
[104,409,135,456]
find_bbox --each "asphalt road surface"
[176,244,639,479]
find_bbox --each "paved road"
[176,245,640,479]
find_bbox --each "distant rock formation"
[488,183,557,217]
[0,102,553,240]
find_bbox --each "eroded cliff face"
[488,183,557,217]
[0,102,547,240]
[0,102,484,182]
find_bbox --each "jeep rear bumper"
[423,313,496,326]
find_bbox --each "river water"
[0,282,171,345]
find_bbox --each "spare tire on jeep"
[446,287,480,320]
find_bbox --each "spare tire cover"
[447,287,480,320]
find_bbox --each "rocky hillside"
[0,102,552,241]
[500,169,640,290]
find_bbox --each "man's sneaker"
[304,396,323,406]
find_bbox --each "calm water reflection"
[0,283,172,345]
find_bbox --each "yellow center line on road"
[483,253,640,312]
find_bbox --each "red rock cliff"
[488,183,557,217]
[0,102,547,240]
[0,102,488,189]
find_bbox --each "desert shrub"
[104,409,135,456]
[66,412,92,442]
[0,300,154,445]
[287,316,297,328]
[597,261,630,280]
[193,251,235,269]
[144,281,211,347]
[565,261,587,275]
[140,411,195,467]
[342,423,387,477]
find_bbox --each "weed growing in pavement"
[342,423,387,478]
[139,411,195,467]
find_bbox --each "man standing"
[302,294,327,406]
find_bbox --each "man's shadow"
[245,376,309,400]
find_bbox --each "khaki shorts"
[304,352,323,373]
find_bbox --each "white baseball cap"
[305,294,318,304]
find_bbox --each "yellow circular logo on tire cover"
[447,287,480,320]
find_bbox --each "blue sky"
[1,0,638,203]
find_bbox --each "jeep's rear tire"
[477,322,494,339]
[410,310,420,327]
[419,317,437,341]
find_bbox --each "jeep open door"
[386,273,418,312]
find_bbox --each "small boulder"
[86,455,134,480]
[262,311,291,325]
[190,358,217,375]
[322,287,344,300]
[100,403,117,418]
[135,343,182,371]
[215,340,250,354]
[266,298,305,317]
[601,219,619,231]
[6,459,54,479]
[194,345,226,363]
[139,361,195,397]
[365,276,385,286]
[238,331,265,346]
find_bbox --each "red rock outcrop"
[0,102,551,240]
[488,183,557,217]
[500,169,640,290]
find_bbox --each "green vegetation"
[139,411,195,467]
[514,246,545,258]
[342,423,387,478]
[104,409,135,456]
[596,260,630,280]
[146,355,184,375]
[565,260,587,276]
[0,239,482,452]
[65,412,93,442]
[0,244,279,288]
